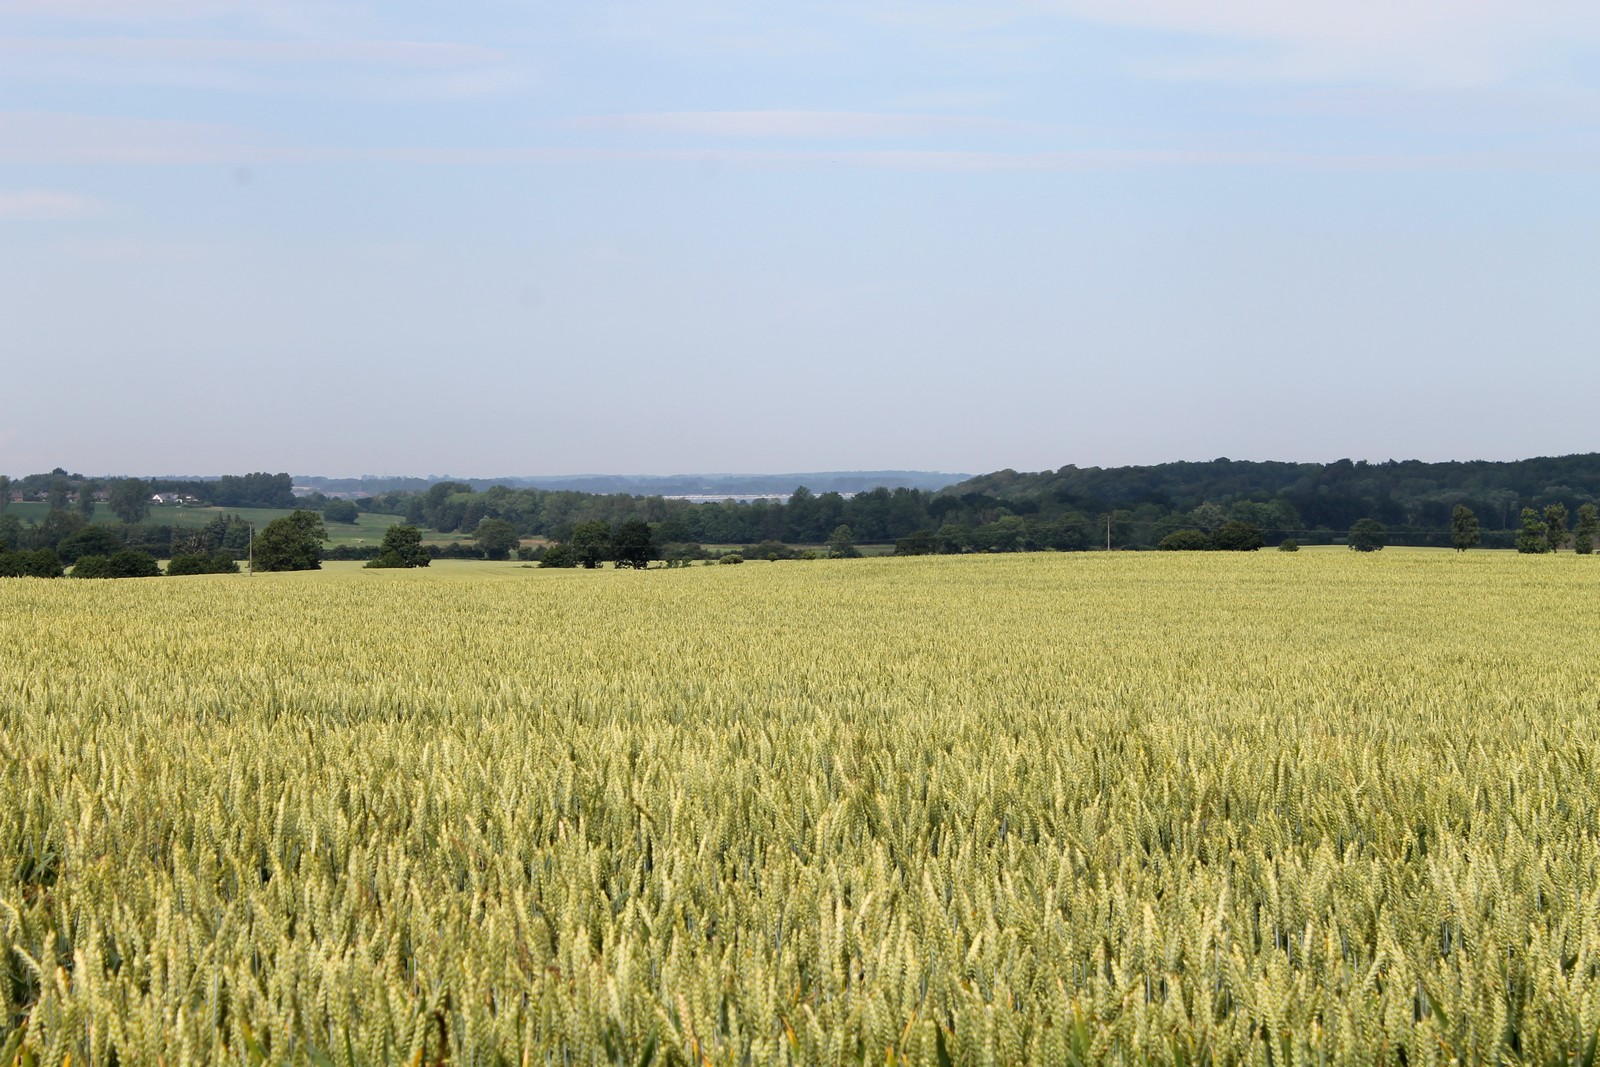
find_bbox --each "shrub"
[539,544,579,568]
[719,553,745,565]
[167,553,240,576]
[1348,519,1387,553]
[1212,521,1265,552]
[74,549,160,578]
[106,549,161,578]
[325,545,382,561]
[4,547,67,577]
[746,540,794,561]
[894,531,938,556]
[1158,529,1212,551]
[1278,539,1300,552]
[71,555,110,578]
[661,542,710,563]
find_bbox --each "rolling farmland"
[4,553,1599,1063]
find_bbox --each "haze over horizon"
[3,1,1598,477]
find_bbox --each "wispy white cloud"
[10,108,1596,172]
[377,144,1600,173]
[0,35,525,97]
[0,0,355,34]
[1272,85,1600,133]
[0,111,278,164]
[0,188,103,220]
[1041,0,1600,88]
[1,0,254,17]
[565,110,1048,139]
[0,37,503,66]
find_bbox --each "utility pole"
[1106,514,1112,552]
[247,521,254,576]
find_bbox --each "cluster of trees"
[1198,504,1598,556]
[538,520,657,569]
[1150,521,1268,551]
[10,456,1600,574]
[1513,503,1600,554]
[0,543,234,579]
[72,550,163,579]
[345,454,1600,555]
[0,498,272,579]
[0,548,64,577]
[322,499,360,524]
[371,481,935,546]
[0,510,252,566]
[2,470,295,520]
[955,455,1600,532]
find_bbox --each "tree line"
[1,470,294,520]
[359,464,1600,556]
[9,454,1600,577]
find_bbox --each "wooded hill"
[8,454,1600,560]
[952,454,1600,534]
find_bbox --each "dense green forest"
[7,455,1600,576]
[367,454,1600,552]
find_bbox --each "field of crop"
[4,552,1600,1064]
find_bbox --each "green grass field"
[5,501,409,547]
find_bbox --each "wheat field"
[3,552,1600,1064]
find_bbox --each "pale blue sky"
[3,1,1598,477]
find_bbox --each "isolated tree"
[1515,508,1549,554]
[76,480,97,521]
[569,520,611,569]
[107,478,150,524]
[1450,505,1480,552]
[827,524,860,559]
[253,510,327,572]
[1543,503,1569,553]
[474,518,520,560]
[322,499,360,524]
[1211,521,1264,551]
[1347,518,1387,552]
[612,519,657,569]
[366,524,431,569]
[1574,503,1598,555]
